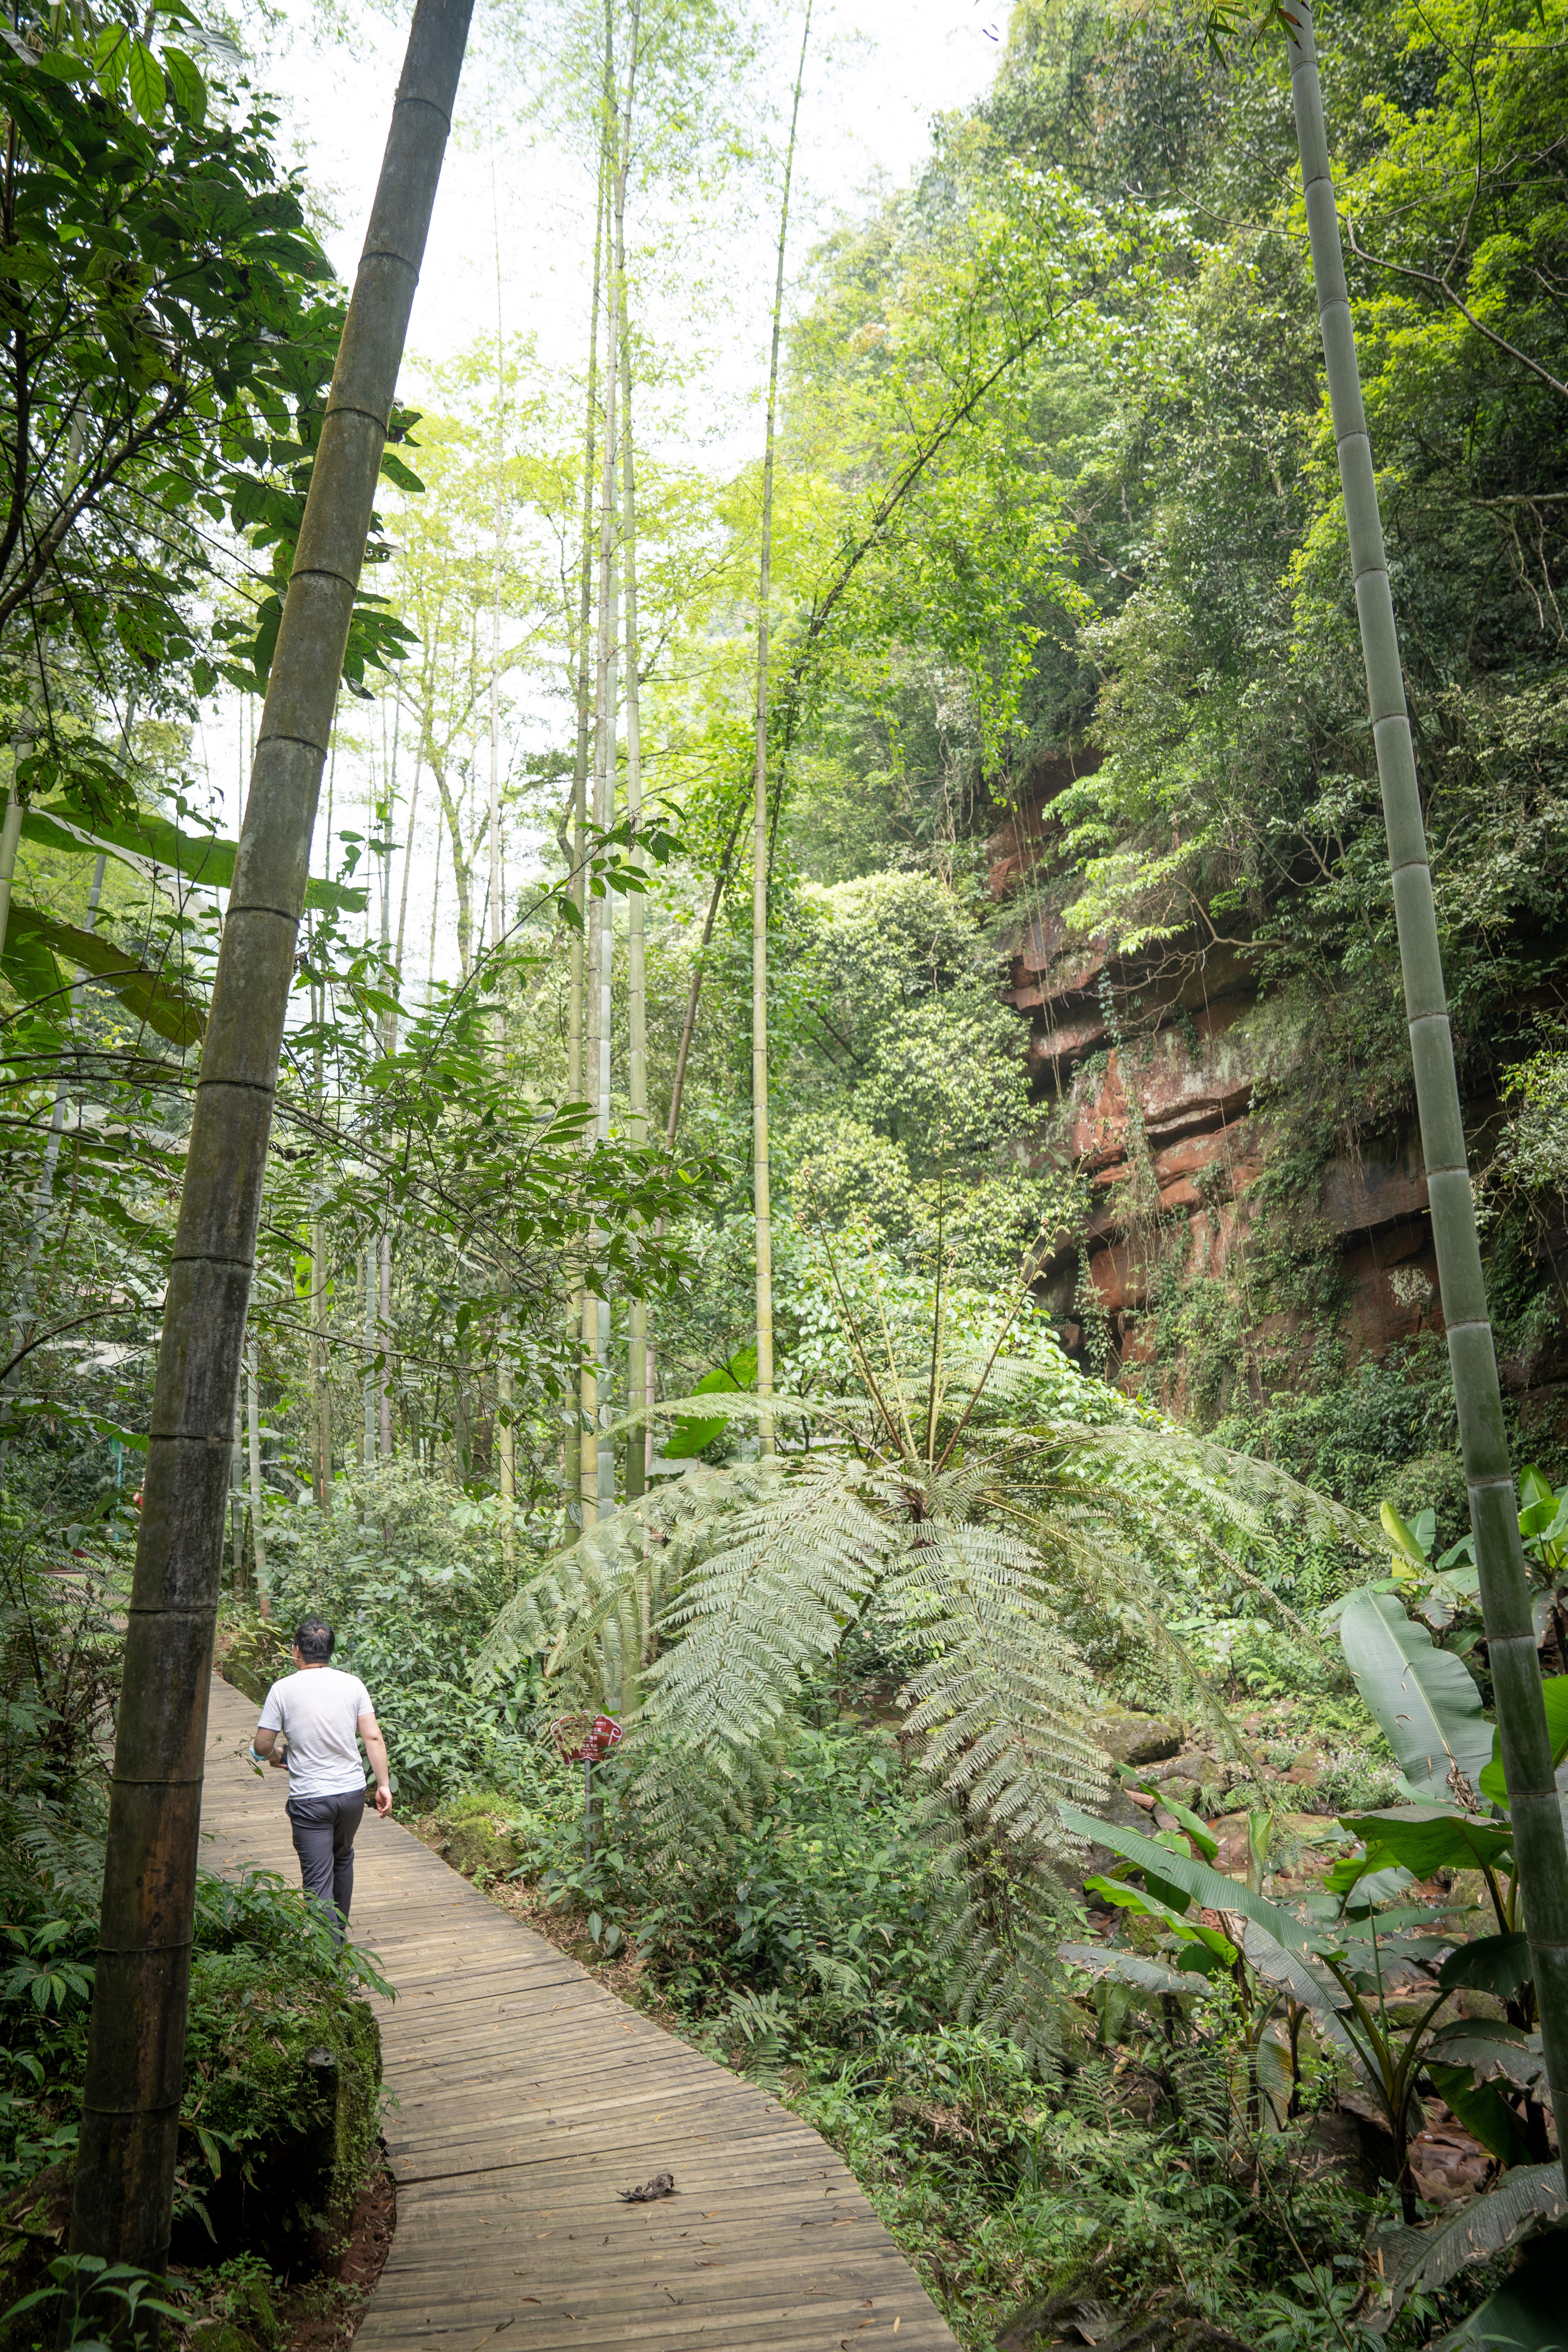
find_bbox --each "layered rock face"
[990,765,1454,1405]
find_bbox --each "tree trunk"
[245,1340,269,1615]
[65,0,472,2284]
[751,0,812,1459]
[586,71,621,1523]
[564,150,606,1532]
[614,1,647,1502]
[432,753,477,979]
[1288,0,1568,2192]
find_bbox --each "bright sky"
[194,0,1007,986]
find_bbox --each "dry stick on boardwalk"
[200,1674,958,2351]
[66,0,474,2287]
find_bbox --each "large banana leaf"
[1384,2162,1566,2322]
[1058,1805,1320,1955]
[1339,1589,1494,1797]
[1427,2016,1546,2093]
[2,904,203,1047]
[1337,1804,1513,1879]
[1058,1943,1210,1998]
[21,801,365,913]
[1479,1675,1568,1806]
[1432,2227,1568,2349]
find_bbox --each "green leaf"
[1479,1676,1568,1806]
[1426,2061,1534,2169]
[24,802,365,913]
[379,449,426,493]
[1337,1804,1514,1880]
[162,44,205,123]
[1434,2228,1568,2348]
[1083,1876,1236,1962]
[1428,2017,1546,2094]
[4,905,203,1048]
[1058,1943,1213,1998]
[93,21,129,90]
[1339,1589,1494,1798]
[1059,1804,1320,1957]
[662,1345,760,1459]
[1439,1931,1533,1998]
[1519,1465,1556,1512]
[1381,1499,1430,1565]
[127,38,164,118]
[1382,2164,1567,2321]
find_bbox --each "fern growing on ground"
[478,1223,1369,2051]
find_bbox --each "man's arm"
[252,1726,287,1769]
[358,1711,393,1817]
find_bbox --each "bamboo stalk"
[65,0,473,2280]
[245,1339,268,1615]
[750,0,812,1460]
[588,40,621,1519]
[614,0,646,1503]
[564,153,606,1532]
[1287,0,1568,2191]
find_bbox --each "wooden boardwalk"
[200,1675,958,2352]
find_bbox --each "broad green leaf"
[1439,1931,1532,1998]
[1338,1589,1494,1798]
[93,21,129,90]
[127,37,164,119]
[1059,1804,1320,1956]
[1083,1876,1236,1962]
[663,1345,760,1459]
[24,803,365,913]
[1381,1499,1429,1566]
[1426,2062,1533,2169]
[4,905,203,1048]
[162,45,205,123]
[1519,1464,1555,1512]
[1436,2229,1568,2348]
[1478,1676,1568,1806]
[1058,1943,1211,1998]
[1337,1805,1513,1880]
[1383,2163,1566,2319]
[1428,2018,1546,2093]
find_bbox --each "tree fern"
[478,1222,1372,2045]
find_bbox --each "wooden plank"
[199,1675,956,2352]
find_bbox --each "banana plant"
[1061,1800,1467,2223]
[1379,1473,1568,1673]
[1062,1576,1568,2249]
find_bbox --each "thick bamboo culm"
[1289,1,1568,2191]
[65,0,473,2280]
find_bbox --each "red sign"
[550,1711,623,1766]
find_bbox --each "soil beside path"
[200,1673,957,2352]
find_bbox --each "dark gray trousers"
[286,1788,366,1937]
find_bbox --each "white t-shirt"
[258,1666,374,1798]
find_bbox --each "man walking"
[250,1617,392,1938]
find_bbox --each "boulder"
[1090,1713,1182,1767]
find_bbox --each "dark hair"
[293,1618,335,1664]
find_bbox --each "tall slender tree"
[613,0,648,1501]
[564,149,607,1530]
[65,0,473,2283]
[750,0,812,1460]
[1279,0,1568,2191]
